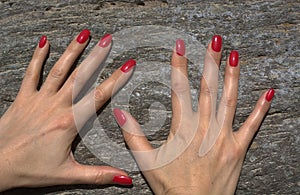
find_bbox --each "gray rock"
[0,0,299,194]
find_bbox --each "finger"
[170,39,193,134]
[197,35,222,157]
[217,50,240,129]
[235,88,275,149]
[114,108,157,171]
[41,29,90,94]
[62,162,132,186]
[113,108,153,151]
[59,34,112,102]
[73,59,136,128]
[20,36,49,95]
[198,35,222,127]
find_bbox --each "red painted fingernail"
[39,36,47,48]
[229,50,239,67]
[112,175,132,185]
[76,29,90,44]
[176,39,185,56]
[120,59,136,73]
[99,34,112,48]
[212,35,222,52]
[265,88,275,102]
[113,108,126,126]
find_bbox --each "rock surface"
[0,0,299,194]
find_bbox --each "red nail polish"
[39,36,47,48]
[113,108,126,126]
[76,29,90,44]
[99,34,112,48]
[176,39,185,56]
[265,88,275,102]
[212,35,222,52]
[229,50,239,67]
[120,59,136,73]
[112,175,132,185]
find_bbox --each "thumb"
[62,162,132,186]
[113,108,159,171]
[113,108,153,152]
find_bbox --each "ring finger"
[217,50,240,130]
[41,29,90,94]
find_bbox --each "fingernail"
[229,50,239,67]
[113,108,126,126]
[120,59,136,73]
[112,175,132,185]
[76,29,90,44]
[212,35,222,52]
[265,88,275,102]
[99,34,112,48]
[39,36,47,48]
[176,39,185,56]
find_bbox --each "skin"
[115,39,273,194]
[0,32,273,194]
[0,32,134,191]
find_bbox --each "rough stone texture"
[0,0,299,194]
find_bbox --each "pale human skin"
[0,29,134,191]
[0,30,274,194]
[113,36,275,194]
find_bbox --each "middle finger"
[198,35,222,128]
[59,34,113,102]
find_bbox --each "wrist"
[0,156,18,191]
[164,186,206,195]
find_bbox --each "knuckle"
[223,96,237,108]
[221,144,244,163]
[200,85,217,96]
[25,68,34,77]
[53,114,75,130]
[124,133,136,147]
[172,81,189,94]
[109,72,119,83]
[66,43,78,54]
[69,70,83,86]
[200,86,210,95]
[172,61,187,68]
[226,68,239,78]
[94,170,104,184]
[25,69,39,82]
[229,146,243,161]
[94,87,107,103]
[69,73,77,84]
[50,68,63,79]
[247,122,260,133]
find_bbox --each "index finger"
[73,59,136,129]
[235,89,275,150]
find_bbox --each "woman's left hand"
[0,30,134,191]
[113,36,274,195]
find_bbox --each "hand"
[0,29,135,191]
[113,35,275,194]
